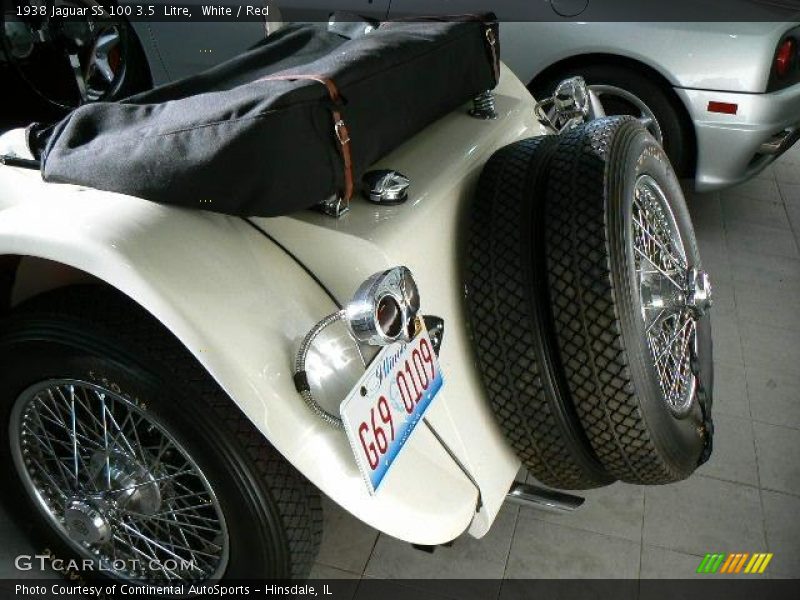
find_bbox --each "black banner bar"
[5,0,800,23]
[2,579,800,600]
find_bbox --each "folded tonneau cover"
[32,16,499,217]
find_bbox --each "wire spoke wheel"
[10,379,229,582]
[632,174,709,417]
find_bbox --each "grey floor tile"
[317,497,379,574]
[711,312,745,368]
[309,563,361,579]
[698,414,759,486]
[700,246,733,284]
[753,165,778,180]
[728,250,800,293]
[696,228,728,258]
[364,504,517,581]
[753,421,800,496]
[779,144,800,164]
[786,203,800,237]
[778,181,800,206]
[688,191,723,228]
[505,516,641,579]
[762,490,800,577]
[724,220,799,259]
[643,476,765,556]
[734,284,800,332]
[721,194,790,230]
[740,320,800,376]
[724,177,782,203]
[639,545,706,579]
[769,572,800,579]
[747,366,800,430]
[773,162,800,185]
[710,280,736,317]
[713,362,750,419]
[521,483,644,542]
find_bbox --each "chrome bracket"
[469,90,498,120]
[319,194,350,218]
[535,75,599,134]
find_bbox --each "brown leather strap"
[260,74,354,203]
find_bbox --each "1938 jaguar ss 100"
[0,16,713,584]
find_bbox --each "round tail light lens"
[775,38,796,78]
[377,295,402,339]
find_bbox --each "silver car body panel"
[500,21,794,94]
[497,20,800,191]
[677,83,800,190]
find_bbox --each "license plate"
[340,318,443,494]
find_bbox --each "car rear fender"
[0,144,478,544]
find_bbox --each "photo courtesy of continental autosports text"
[14,583,330,597]
[1,0,800,598]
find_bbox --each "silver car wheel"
[9,379,229,582]
[632,175,710,417]
[83,25,124,102]
[589,84,663,143]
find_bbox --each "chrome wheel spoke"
[83,27,122,100]
[632,175,707,415]
[11,380,228,582]
[588,84,663,142]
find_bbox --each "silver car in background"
[500,21,800,190]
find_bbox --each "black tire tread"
[13,286,322,578]
[543,118,681,484]
[465,137,609,490]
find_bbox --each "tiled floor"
[1,145,798,591]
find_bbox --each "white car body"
[0,65,545,544]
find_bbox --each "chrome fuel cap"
[362,170,410,205]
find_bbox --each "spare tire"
[465,136,613,490]
[543,117,713,484]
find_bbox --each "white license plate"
[340,319,443,494]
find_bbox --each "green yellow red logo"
[696,553,773,574]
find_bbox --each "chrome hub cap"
[632,175,712,416]
[10,380,229,581]
[64,498,113,545]
[686,267,713,316]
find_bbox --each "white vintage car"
[0,58,713,582]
